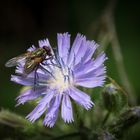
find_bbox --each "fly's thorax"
[30,48,46,58]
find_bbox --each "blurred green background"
[0,0,140,139]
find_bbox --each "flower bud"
[102,83,127,112]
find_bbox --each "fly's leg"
[43,56,61,68]
[33,65,39,91]
[49,56,55,65]
[49,55,61,67]
[44,56,54,64]
[40,62,56,80]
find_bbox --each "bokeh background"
[0,0,140,139]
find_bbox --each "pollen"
[48,67,73,93]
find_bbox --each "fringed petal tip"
[15,102,22,107]
[27,45,36,52]
[15,98,25,107]
[76,33,86,39]
[68,87,94,110]
[39,38,51,48]
[11,75,21,83]
[43,116,57,128]
[11,75,34,86]
[61,95,74,123]
[15,64,24,74]
[84,101,94,110]
[63,117,74,123]
[26,114,36,123]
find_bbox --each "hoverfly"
[5,46,54,88]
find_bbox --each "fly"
[5,46,54,89]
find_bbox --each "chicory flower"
[11,33,107,127]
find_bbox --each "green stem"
[51,132,80,140]
[88,0,136,106]
[101,111,111,127]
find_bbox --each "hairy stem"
[103,0,136,105]
[88,0,136,105]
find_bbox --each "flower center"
[48,66,73,93]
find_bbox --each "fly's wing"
[5,54,27,67]
[24,58,38,74]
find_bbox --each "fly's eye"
[43,46,50,51]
